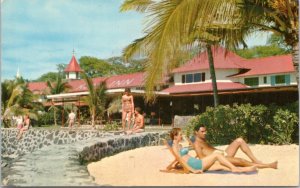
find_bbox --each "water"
[2,138,102,186]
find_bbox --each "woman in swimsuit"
[16,115,23,130]
[17,114,30,140]
[122,88,134,131]
[170,128,257,174]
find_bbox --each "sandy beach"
[87,143,299,186]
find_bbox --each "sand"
[87,143,299,186]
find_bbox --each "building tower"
[16,67,21,78]
[64,50,82,80]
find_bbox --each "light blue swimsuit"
[180,148,203,170]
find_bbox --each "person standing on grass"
[68,110,76,128]
[122,88,134,131]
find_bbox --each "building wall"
[173,69,239,85]
[174,69,296,89]
[240,73,297,87]
[68,72,78,79]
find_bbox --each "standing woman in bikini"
[122,88,134,131]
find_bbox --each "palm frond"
[120,0,153,12]
[122,36,150,62]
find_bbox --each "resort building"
[27,46,298,125]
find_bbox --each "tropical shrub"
[266,109,298,144]
[185,102,298,145]
[186,105,247,144]
[103,121,120,131]
[34,111,55,127]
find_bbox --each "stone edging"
[78,132,169,164]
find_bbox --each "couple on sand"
[170,125,278,174]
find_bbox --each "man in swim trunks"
[193,124,277,169]
[126,107,144,135]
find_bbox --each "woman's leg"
[202,153,239,172]
[202,153,257,173]
[227,157,278,169]
[17,129,24,140]
[122,111,127,131]
[126,111,133,129]
[225,138,262,164]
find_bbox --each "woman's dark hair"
[124,88,131,93]
[170,128,181,140]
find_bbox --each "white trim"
[46,89,169,99]
[46,92,89,99]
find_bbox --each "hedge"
[185,102,298,145]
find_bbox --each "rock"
[173,115,195,128]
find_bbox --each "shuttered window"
[244,77,259,86]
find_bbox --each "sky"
[1,0,271,80]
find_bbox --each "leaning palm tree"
[120,0,249,106]
[1,78,42,127]
[107,97,122,115]
[46,76,71,126]
[81,73,107,128]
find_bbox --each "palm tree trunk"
[54,107,57,126]
[206,44,219,107]
[292,43,299,86]
[91,111,95,127]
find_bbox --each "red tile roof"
[172,46,246,73]
[27,82,48,94]
[105,72,145,89]
[162,82,247,94]
[27,72,146,93]
[230,54,294,77]
[67,77,107,93]
[64,55,82,72]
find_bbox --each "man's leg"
[225,138,262,164]
[226,156,277,169]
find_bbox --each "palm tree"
[81,73,107,128]
[46,76,71,126]
[1,77,42,127]
[120,0,248,106]
[120,0,298,104]
[240,0,298,84]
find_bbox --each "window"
[244,77,259,86]
[271,75,290,85]
[186,74,193,83]
[181,72,205,83]
[194,73,201,82]
[263,77,267,84]
[275,75,285,84]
